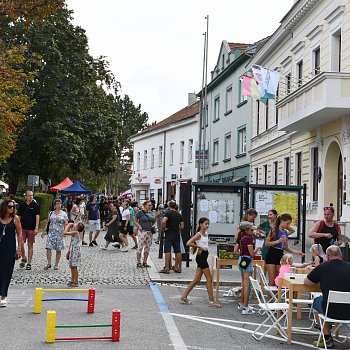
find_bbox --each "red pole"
[87,288,95,314]
[111,310,120,342]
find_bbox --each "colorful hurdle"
[34,288,95,314]
[46,309,120,343]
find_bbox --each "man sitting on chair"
[304,245,350,349]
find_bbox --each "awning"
[50,177,73,192]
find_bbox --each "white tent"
[0,180,9,192]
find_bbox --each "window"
[265,101,269,130]
[237,127,247,155]
[297,60,303,87]
[159,146,163,167]
[213,139,219,164]
[188,139,193,162]
[314,47,320,75]
[273,161,278,185]
[296,152,302,186]
[256,101,260,135]
[238,78,248,104]
[224,133,231,160]
[312,147,319,201]
[180,141,184,163]
[285,157,290,185]
[144,150,147,169]
[214,96,220,121]
[263,164,268,184]
[170,143,174,165]
[136,152,140,171]
[151,148,155,168]
[255,168,259,184]
[204,103,209,127]
[286,73,291,94]
[225,86,232,113]
[331,29,341,72]
[221,54,225,69]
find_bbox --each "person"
[180,217,221,307]
[155,204,165,245]
[274,253,293,287]
[65,197,73,222]
[64,222,85,287]
[134,200,155,268]
[85,195,100,246]
[308,205,342,253]
[102,203,121,250]
[17,190,40,270]
[160,201,184,273]
[119,201,131,252]
[310,243,326,267]
[234,208,257,243]
[71,197,87,245]
[264,213,304,286]
[0,199,22,307]
[128,201,138,249]
[43,199,68,270]
[304,245,350,349]
[234,221,261,315]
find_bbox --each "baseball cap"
[239,221,256,230]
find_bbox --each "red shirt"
[239,234,255,256]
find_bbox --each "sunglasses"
[7,205,15,209]
[323,206,334,212]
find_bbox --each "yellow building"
[249,0,350,233]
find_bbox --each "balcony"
[277,72,350,132]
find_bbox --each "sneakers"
[131,245,138,250]
[0,299,7,307]
[25,264,32,270]
[89,242,94,247]
[91,240,98,246]
[120,246,129,252]
[313,336,334,349]
[112,243,120,249]
[82,241,88,246]
[101,247,107,250]
[242,306,255,315]
[238,303,253,311]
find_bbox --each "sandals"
[180,297,192,305]
[174,268,182,273]
[19,258,27,268]
[159,269,170,274]
[143,263,151,268]
[209,301,223,308]
[44,264,51,270]
[54,265,59,270]
[25,264,32,270]
[137,263,144,268]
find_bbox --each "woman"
[264,213,304,286]
[102,203,121,250]
[0,199,23,307]
[134,200,155,268]
[234,208,257,243]
[44,199,68,270]
[71,197,86,245]
[119,201,131,252]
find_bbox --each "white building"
[130,96,200,204]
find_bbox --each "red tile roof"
[133,101,200,138]
[228,42,251,51]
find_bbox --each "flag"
[242,76,260,100]
[252,66,280,101]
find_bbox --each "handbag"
[142,210,156,234]
[239,256,252,269]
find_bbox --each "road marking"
[150,282,187,350]
[170,312,315,348]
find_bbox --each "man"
[304,245,350,348]
[17,190,40,270]
[85,195,100,246]
[308,206,342,252]
[160,201,184,273]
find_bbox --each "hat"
[158,204,164,209]
[239,221,256,230]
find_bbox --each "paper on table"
[199,199,209,212]
[208,210,218,223]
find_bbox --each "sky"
[66,0,294,123]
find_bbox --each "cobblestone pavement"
[11,229,150,286]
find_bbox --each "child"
[180,217,221,307]
[235,221,261,315]
[274,253,293,287]
[64,222,85,287]
[310,243,326,266]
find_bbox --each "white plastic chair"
[255,264,279,302]
[249,276,289,341]
[316,290,350,349]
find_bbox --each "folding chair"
[316,290,350,349]
[255,264,278,302]
[249,276,290,341]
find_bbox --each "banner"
[252,66,280,101]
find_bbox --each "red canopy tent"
[50,177,73,192]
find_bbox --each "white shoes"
[0,299,7,307]
[101,247,107,250]
[242,306,255,315]
[120,246,129,252]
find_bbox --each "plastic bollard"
[111,310,120,342]
[87,288,95,314]
[34,288,43,314]
[46,310,56,343]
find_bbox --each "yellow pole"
[46,310,56,343]
[34,288,43,314]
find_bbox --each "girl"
[235,221,261,315]
[64,222,85,287]
[234,208,257,243]
[265,213,304,286]
[274,253,293,287]
[310,243,326,266]
[180,218,221,307]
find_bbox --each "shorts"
[164,232,181,253]
[312,296,325,314]
[22,229,36,244]
[196,250,209,269]
[88,220,100,232]
[265,247,284,265]
[238,255,254,273]
[128,225,134,235]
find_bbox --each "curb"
[150,279,241,286]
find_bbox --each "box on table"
[216,244,235,257]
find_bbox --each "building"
[130,96,200,204]
[248,0,350,231]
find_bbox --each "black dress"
[0,219,16,297]
[104,210,121,243]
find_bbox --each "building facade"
[249,0,350,232]
[130,98,200,205]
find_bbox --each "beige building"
[249,0,350,233]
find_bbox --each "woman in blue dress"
[0,199,23,307]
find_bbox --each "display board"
[193,183,245,238]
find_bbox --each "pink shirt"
[274,264,291,287]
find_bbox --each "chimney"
[188,92,197,106]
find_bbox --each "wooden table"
[211,256,265,304]
[295,267,314,274]
[277,276,321,344]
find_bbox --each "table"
[277,277,321,344]
[295,267,314,274]
[211,256,265,304]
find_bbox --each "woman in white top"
[180,217,221,307]
[70,198,87,245]
[119,202,130,251]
